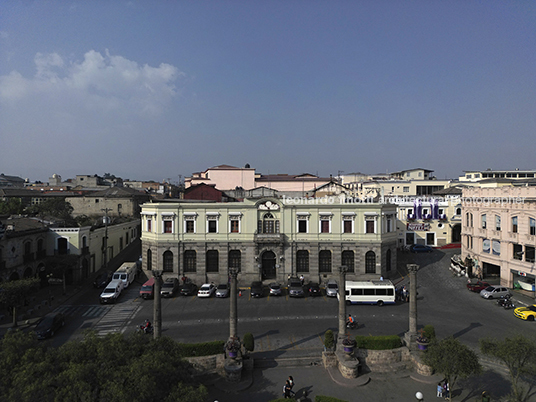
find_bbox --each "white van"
[112,262,138,288]
[100,280,124,304]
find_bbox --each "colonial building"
[461,186,536,296]
[66,187,151,218]
[140,197,398,285]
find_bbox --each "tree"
[26,198,74,223]
[422,336,482,400]
[480,335,536,402]
[0,278,40,326]
[0,197,25,215]
[46,255,78,294]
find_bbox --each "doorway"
[262,251,276,280]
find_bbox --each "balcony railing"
[54,249,71,255]
[254,233,284,243]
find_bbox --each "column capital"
[406,264,419,273]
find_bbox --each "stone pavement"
[205,349,519,402]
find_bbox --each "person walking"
[437,382,443,398]
[443,380,450,400]
[288,376,295,396]
[283,380,292,399]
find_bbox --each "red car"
[467,281,491,292]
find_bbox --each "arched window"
[183,250,196,273]
[365,251,376,273]
[163,250,174,272]
[229,250,241,271]
[386,249,392,272]
[342,250,354,272]
[147,249,152,271]
[319,250,332,273]
[258,213,280,234]
[206,250,219,273]
[296,250,309,273]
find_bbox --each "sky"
[0,1,534,184]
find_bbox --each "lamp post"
[152,270,163,339]
[338,265,348,338]
[101,208,112,270]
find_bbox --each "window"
[365,216,376,234]
[297,250,309,273]
[320,219,330,233]
[513,244,523,260]
[386,215,393,232]
[365,251,376,273]
[298,220,308,233]
[206,250,219,273]
[495,215,501,231]
[481,214,487,229]
[261,213,279,234]
[147,249,152,271]
[403,186,409,193]
[456,207,461,215]
[163,250,173,272]
[147,219,152,232]
[185,220,195,233]
[229,250,241,271]
[342,250,354,272]
[530,218,536,236]
[512,216,518,233]
[183,250,196,272]
[319,250,332,273]
[164,220,173,233]
[343,220,353,233]
[230,219,240,233]
[526,245,535,263]
[207,220,217,233]
[386,249,392,272]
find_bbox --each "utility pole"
[338,265,348,338]
[153,270,163,339]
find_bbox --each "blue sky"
[1,1,534,183]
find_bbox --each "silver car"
[480,286,510,299]
[325,279,338,297]
[215,283,229,298]
[269,282,282,296]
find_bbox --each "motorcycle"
[503,300,515,309]
[346,321,358,329]
[137,323,154,334]
[497,294,512,307]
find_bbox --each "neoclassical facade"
[140,197,398,285]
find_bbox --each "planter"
[228,350,238,358]
[416,341,429,351]
[343,345,355,353]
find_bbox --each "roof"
[0,216,49,234]
[81,186,147,198]
[0,174,25,185]
[432,186,464,196]
[256,174,329,182]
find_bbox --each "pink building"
[461,186,536,296]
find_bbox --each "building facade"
[140,197,398,285]
[461,187,536,295]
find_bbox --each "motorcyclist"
[346,314,355,327]
[143,319,152,333]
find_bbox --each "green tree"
[0,278,39,326]
[0,197,25,214]
[422,336,482,400]
[26,198,74,223]
[480,335,536,402]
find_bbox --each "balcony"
[54,249,71,256]
[36,249,47,259]
[254,233,284,244]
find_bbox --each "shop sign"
[407,223,431,231]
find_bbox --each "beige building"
[461,186,536,295]
[140,197,398,285]
[67,187,151,218]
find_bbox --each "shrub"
[324,330,335,349]
[422,325,436,341]
[354,335,402,350]
[177,340,225,357]
[243,333,254,353]
[315,396,349,402]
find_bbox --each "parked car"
[288,278,304,297]
[269,282,282,296]
[100,280,124,304]
[480,286,510,299]
[35,312,65,340]
[410,244,433,253]
[308,282,321,297]
[514,304,536,321]
[215,283,230,298]
[325,279,338,297]
[93,270,113,288]
[161,278,179,298]
[197,283,216,298]
[250,281,264,298]
[180,282,198,296]
[467,281,491,293]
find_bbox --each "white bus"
[342,280,396,306]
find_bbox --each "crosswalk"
[54,303,141,336]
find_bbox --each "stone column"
[405,264,419,348]
[338,265,348,338]
[153,270,163,339]
[229,267,238,338]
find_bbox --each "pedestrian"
[437,382,443,398]
[403,286,408,302]
[283,380,291,399]
[443,380,450,400]
[380,276,384,281]
[300,274,304,285]
[288,376,295,396]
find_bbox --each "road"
[50,248,535,357]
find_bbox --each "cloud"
[0,49,183,116]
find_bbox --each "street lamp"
[415,391,424,401]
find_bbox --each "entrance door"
[262,251,276,280]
